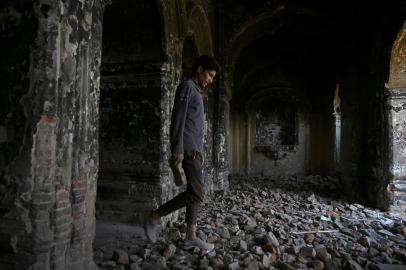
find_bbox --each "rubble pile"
[230,174,340,197]
[97,177,406,270]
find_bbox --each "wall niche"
[254,98,298,162]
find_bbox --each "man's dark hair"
[192,55,221,75]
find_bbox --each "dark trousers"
[155,152,204,225]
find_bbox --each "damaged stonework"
[159,60,183,225]
[236,86,310,177]
[0,0,107,269]
[389,21,406,89]
[387,88,406,213]
[212,94,230,192]
[387,21,406,214]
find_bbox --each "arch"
[224,6,286,98]
[234,64,307,107]
[245,87,309,115]
[246,88,303,148]
[228,85,310,175]
[186,3,213,56]
[254,98,298,146]
[158,0,187,60]
[388,20,406,88]
[158,0,214,60]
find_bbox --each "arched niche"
[224,6,286,99]
[158,0,213,61]
[388,21,406,89]
[234,64,306,106]
[186,3,213,56]
[241,88,309,176]
[254,98,298,148]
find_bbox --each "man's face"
[197,66,216,88]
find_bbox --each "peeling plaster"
[0,0,106,268]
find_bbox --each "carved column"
[0,1,108,269]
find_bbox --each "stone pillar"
[334,112,341,168]
[246,111,252,175]
[387,87,406,213]
[215,94,230,190]
[0,1,107,269]
[159,60,182,225]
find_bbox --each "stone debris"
[96,176,406,269]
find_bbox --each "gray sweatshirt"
[170,78,204,154]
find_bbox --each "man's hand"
[173,153,184,166]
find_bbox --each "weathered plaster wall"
[389,91,406,171]
[159,61,183,224]
[249,112,308,176]
[243,87,310,176]
[0,0,106,269]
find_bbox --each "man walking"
[144,55,220,252]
